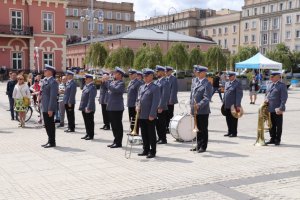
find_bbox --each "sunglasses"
[18,78,24,80]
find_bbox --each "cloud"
[97,0,244,20]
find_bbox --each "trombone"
[191,98,199,151]
[125,109,140,159]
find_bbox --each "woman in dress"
[249,76,259,104]
[12,75,31,127]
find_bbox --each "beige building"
[65,0,135,42]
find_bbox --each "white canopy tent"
[235,53,282,70]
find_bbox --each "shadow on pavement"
[238,136,256,140]
[210,139,238,145]
[92,138,114,144]
[277,144,300,149]
[0,130,14,134]
[54,146,85,152]
[203,150,248,158]
[141,156,193,163]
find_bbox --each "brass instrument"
[125,109,141,159]
[191,98,199,151]
[255,102,272,146]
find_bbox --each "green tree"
[134,45,163,69]
[206,46,226,72]
[235,46,259,62]
[84,42,108,68]
[165,43,189,70]
[266,43,292,70]
[105,50,121,69]
[188,48,205,68]
[118,47,134,69]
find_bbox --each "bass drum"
[170,114,196,142]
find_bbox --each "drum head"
[170,114,196,142]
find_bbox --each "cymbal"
[230,105,244,118]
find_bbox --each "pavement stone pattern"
[0,82,300,199]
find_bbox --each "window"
[107,11,112,19]
[125,13,130,21]
[262,6,266,14]
[297,15,300,23]
[286,16,292,24]
[125,25,131,32]
[12,52,22,70]
[98,23,104,33]
[218,40,222,46]
[224,27,228,34]
[11,10,22,30]
[43,53,53,66]
[65,8,69,16]
[245,22,249,30]
[270,5,274,12]
[233,25,236,33]
[247,10,250,16]
[43,12,53,32]
[272,32,278,44]
[280,3,283,11]
[286,31,291,39]
[224,39,227,48]
[251,34,256,42]
[218,28,222,34]
[296,30,300,38]
[88,22,93,31]
[233,38,236,45]
[213,28,216,35]
[262,19,268,30]
[289,1,292,9]
[205,30,208,36]
[244,35,249,43]
[107,24,113,34]
[254,8,258,15]
[116,24,122,34]
[273,18,279,29]
[262,34,268,45]
[73,22,79,29]
[65,21,70,29]
[295,45,300,51]
[73,9,78,16]
[252,21,256,29]
[262,48,266,55]
[116,12,121,20]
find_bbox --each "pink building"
[0,0,67,73]
[67,28,216,68]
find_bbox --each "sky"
[100,0,245,20]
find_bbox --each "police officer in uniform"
[223,71,243,137]
[127,69,143,133]
[154,65,170,144]
[106,67,126,148]
[41,64,58,148]
[165,66,178,134]
[136,71,144,84]
[79,74,97,140]
[137,69,160,158]
[64,70,77,133]
[265,71,288,145]
[190,66,212,153]
[99,71,110,130]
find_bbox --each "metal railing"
[0,25,33,36]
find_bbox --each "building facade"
[65,0,135,42]
[0,0,67,73]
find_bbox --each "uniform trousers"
[82,111,95,138]
[140,119,156,155]
[269,112,283,143]
[65,104,75,130]
[166,105,174,131]
[225,109,238,136]
[108,111,124,146]
[101,104,110,128]
[58,101,65,126]
[196,114,209,150]
[43,112,56,144]
[128,106,139,134]
[156,110,168,142]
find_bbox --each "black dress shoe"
[138,151,148,156]
[44,143,56,148]
[57,124,64,128]
[65,129,75,133]
[146,154,156,158]
[85,136,94,140]
[103,126,110,130]
[81,135,88,139]
[198,149,206,153]
[229,135,237,137]
[190,147,199,151]
[100,125,106,130]
[107,143,115,147]
[266,140,275,144]
[41,142,49,147]
[157,140,167,144]
[275,142,280,146]
[110,144,122,148]
[224,133,231,137]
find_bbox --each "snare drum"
[170,114,196,142]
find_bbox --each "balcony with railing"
[0,25,33,37]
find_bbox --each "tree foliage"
[84,42,108,68]
[164,43,189,70]
[266,43,293,70]
[188,48,205,68]
[206,46,226,72]
[105,47,134,69]
[134,45,163,69]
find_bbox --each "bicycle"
[16,96,39,123]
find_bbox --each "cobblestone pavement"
[0,82,300,200]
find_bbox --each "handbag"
[20,87,30,107]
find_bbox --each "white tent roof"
[235,53,282,70]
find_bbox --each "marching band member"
[106,67,126,148]
[99,71,110,130]
[64,70,77,133]
[223,71,243,137]
[165,66,178,134]
[127,69,143,134]
[136,71,144,84]
[137,69,160,158]
[41,64,58,148]
[154,65,170,144]
[79,74,97,140]
[190,66,212,153]
[265,71,288,145]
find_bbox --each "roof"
[69,28,216,46]
[235,53,282,70]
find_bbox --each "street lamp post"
[34,47,40,73]
[167,7,177,51]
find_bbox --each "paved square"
[0,82,300,200]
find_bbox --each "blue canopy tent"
[235,53,282,70]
